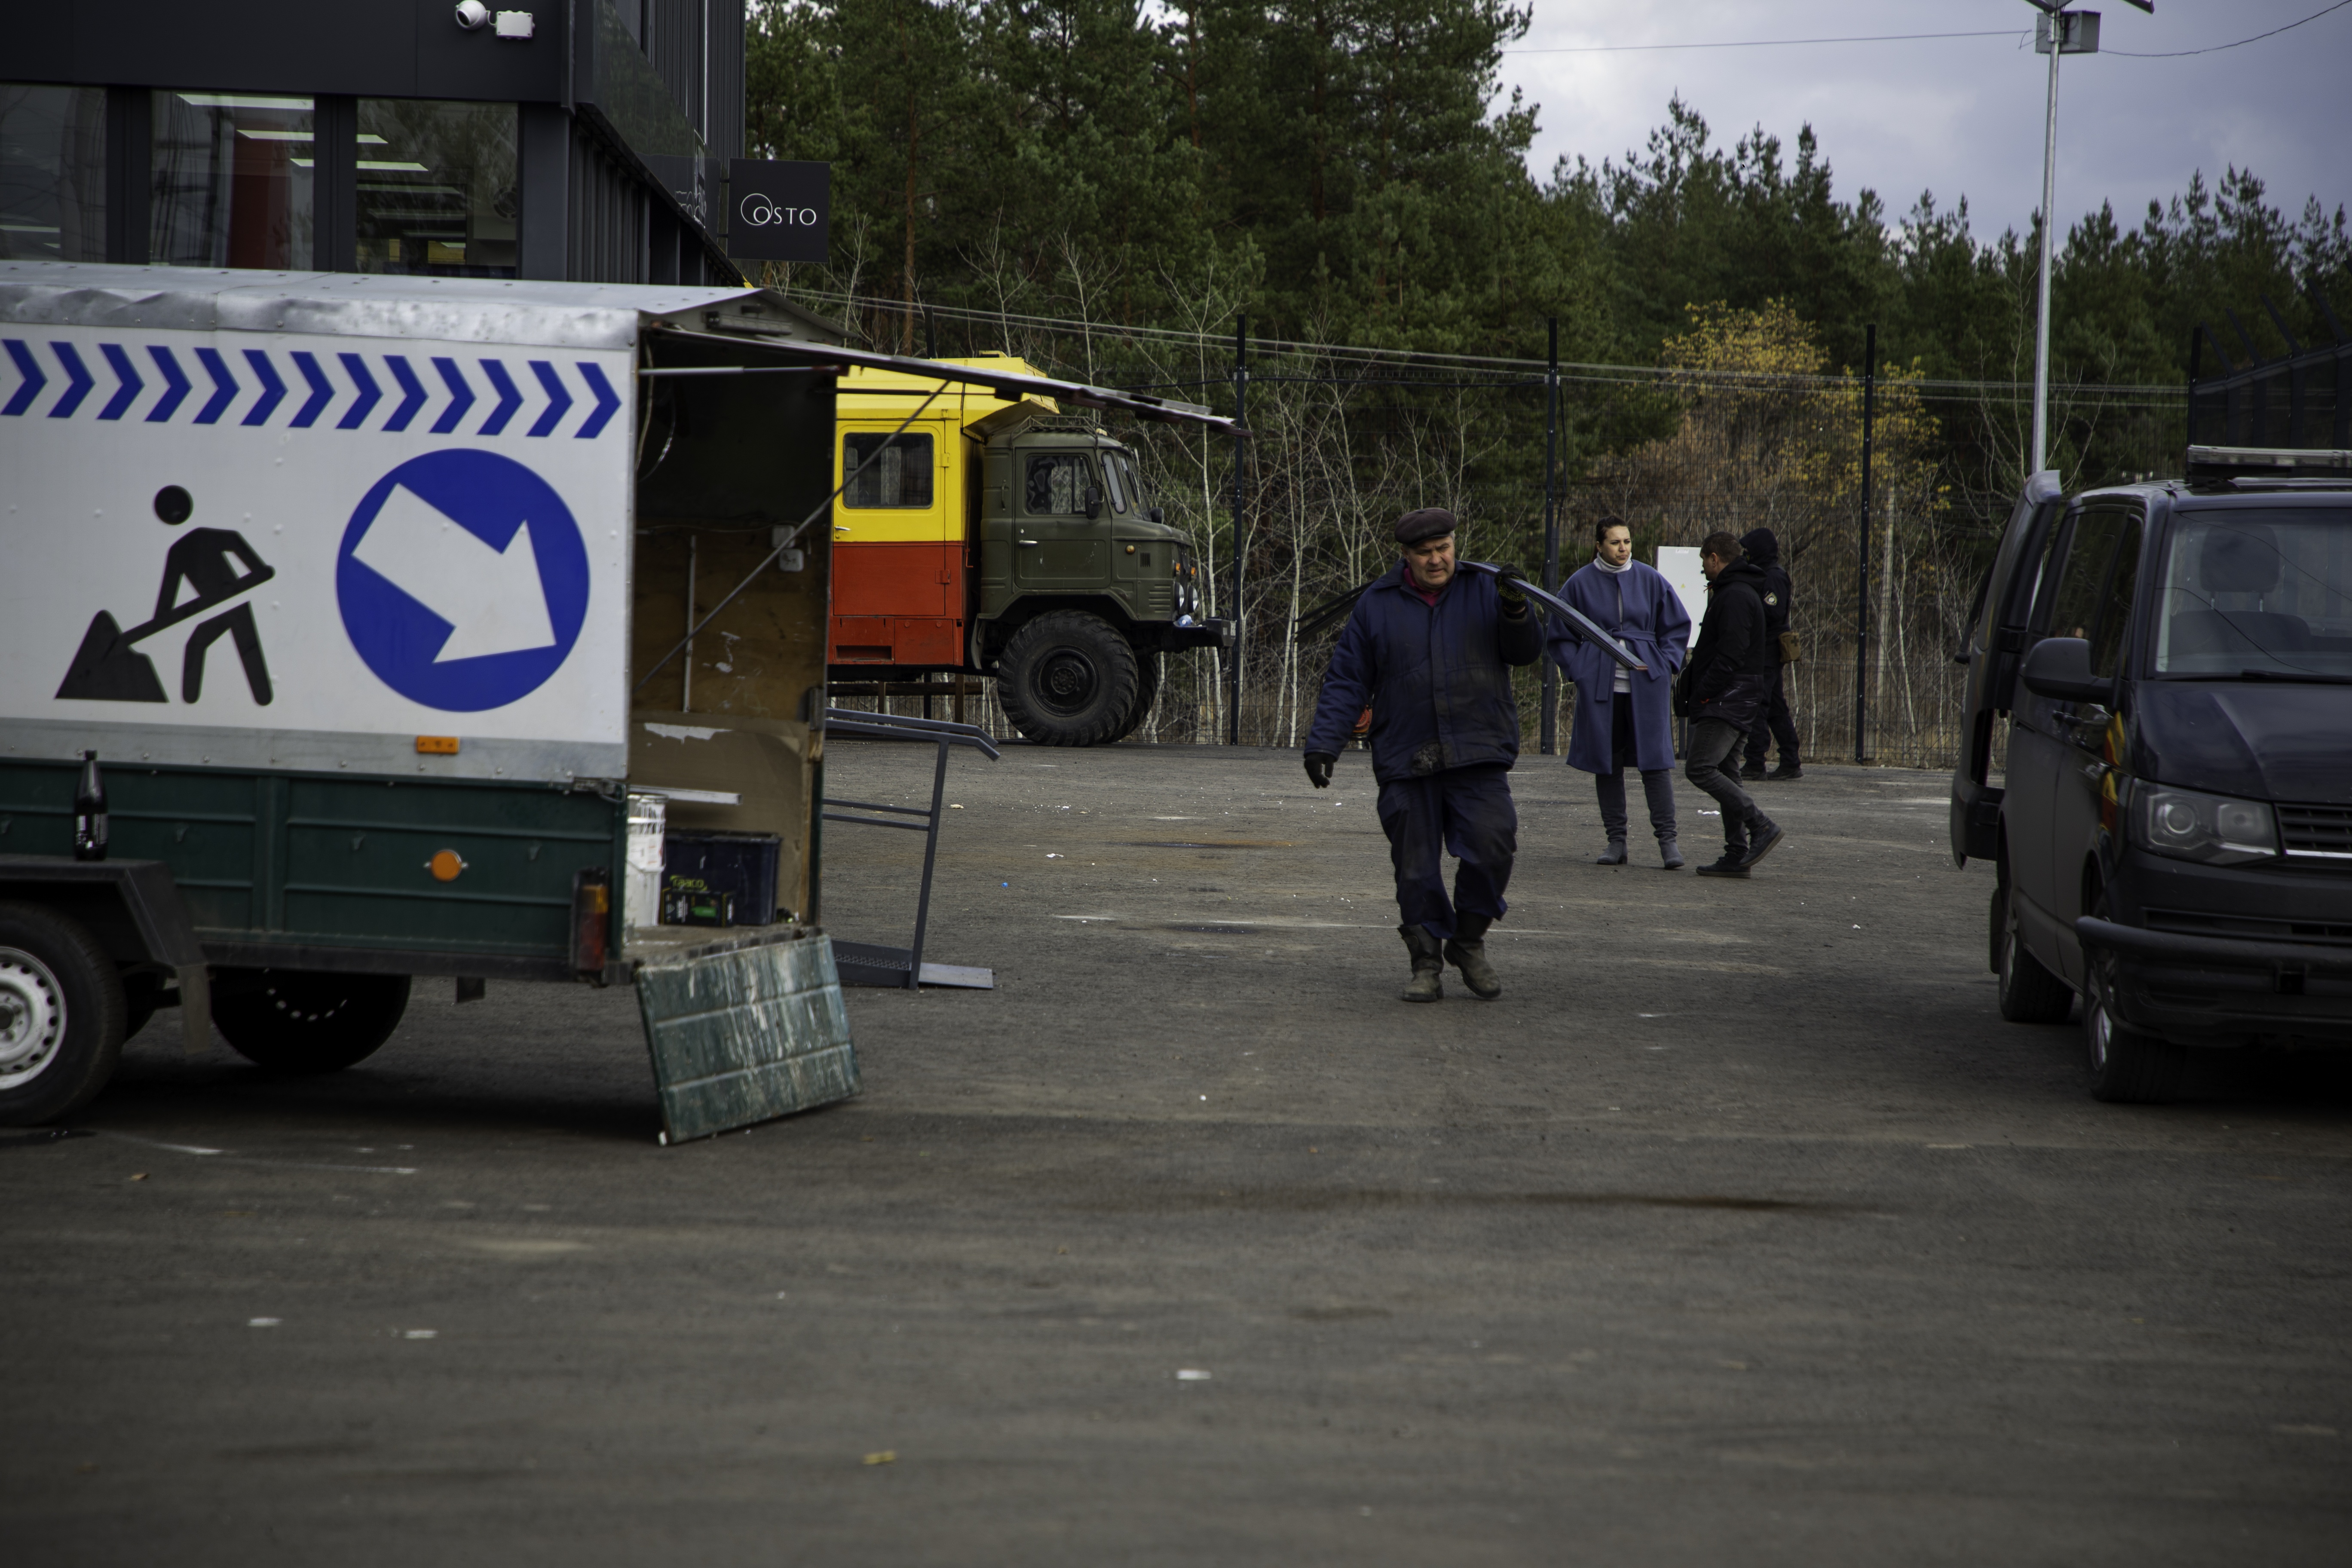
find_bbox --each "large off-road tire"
[1994,882,2073,1024]
[2082,896,2189,1103]
[995,610,1140,747]
[213,969,411,1073]
[1109,649,1163,742]
[0,902,128,1126]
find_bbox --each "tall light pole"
[2025,1,2150,476]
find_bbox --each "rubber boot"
[1660,839,1685,870]
[1400,925,1445,1003]
[1444,913,1503,1000]
[1596,839,1628,865]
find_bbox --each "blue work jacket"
[1305,562,1544,784]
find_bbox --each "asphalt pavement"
[7,742,2350,1565]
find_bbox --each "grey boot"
[1596,839,1628,865]
[1399,924,1445,1002]
[1444,913,1503,1000]
[1659,839,1685,870]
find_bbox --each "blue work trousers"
[1376,764,1516,940]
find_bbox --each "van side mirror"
[1084,486,1102,520]
[2018,636,2115,704]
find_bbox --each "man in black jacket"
[1678,531,1788,877]
[1739,526,1802,781]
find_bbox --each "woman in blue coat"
[1549,517,1690,868]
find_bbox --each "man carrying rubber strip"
[1302,508,1544,1001]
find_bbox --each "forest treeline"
[748,0,2350,454]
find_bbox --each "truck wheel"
[0,902,129,1126]
[996,610,1139,747]
[1110,650,1163,742]
[214,970,411,1073]
[2082,897,2187,1103]
[1994,883,2072,1024]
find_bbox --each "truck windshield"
[1111,451,1147,512]
[2154,508,2352,680]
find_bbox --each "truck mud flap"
[633,928,858,1144]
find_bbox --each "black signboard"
[726,159,830,264]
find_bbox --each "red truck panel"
[831,543,967,666]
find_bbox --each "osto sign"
[727,159,830,265]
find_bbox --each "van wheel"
[1110,650,1162,742]
[996,611,1139,747]
[214,970,411,1073]
[0,903,128,1126]
[1994,883,2072,1023]
[2083,899,2187,1103]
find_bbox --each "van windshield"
[2154,508,2352,680]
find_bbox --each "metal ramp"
[820,707,1001,989]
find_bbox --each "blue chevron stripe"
[577,361,622,439]
[147,346,192,422]
[241,349,288,426]
[337,352,382,429]
[48,341,95,418]
[98,343,145,420]
[289,351,334,427]
[5,340,629,438]
[527,360,574,437]
[478,358,523,435]
[430,356,476,434]
[0,340,44,415]
[192,347,240,424]
[384,354,429,432]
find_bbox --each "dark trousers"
[1742,662,1798,769]
[1686,717,1771,850]
[1597,692,1676,842]
[1376,763,1516,940]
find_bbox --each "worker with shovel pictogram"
[55,484,277,705]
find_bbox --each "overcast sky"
[1501,1,2352,245]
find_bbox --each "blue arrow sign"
[527,361,574,438]
[48,341,94,418]
[336,450,591,713]
[242,349,287,426]
[98,343,145,420]
[147,346,191,422]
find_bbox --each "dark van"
[1949,459,2352,1100]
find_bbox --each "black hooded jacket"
[1679,558,1774,728]
[1740,527,1793,637]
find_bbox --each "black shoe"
[1739,763,1767,781]
[1764,763,1804,781]
[1742,821,1787,868]
[1694,849,1750,878]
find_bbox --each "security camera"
[455,1,489,28]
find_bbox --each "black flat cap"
[1394,507,1457,545]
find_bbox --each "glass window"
[843,432,934,508]
[2154,508,2352,680]
[2087,519,2141,678]
[355,100,517,276]
[1099,450,1126,513]
[0,85,106,261]
[151,91,314,269]
[1113,451,1148,512]
[1025,453,1092,516]
[2045,510,2129,645]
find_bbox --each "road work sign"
[0,320,632,780]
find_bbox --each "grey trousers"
[1686,717,1771,850]
[1596,768,1677,844]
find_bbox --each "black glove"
[1493,565,1528,616]
[1304,752,1336,790]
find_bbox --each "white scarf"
[1592,557,1633,689]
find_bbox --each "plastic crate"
[660,830,781,926]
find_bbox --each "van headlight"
[2131,784,2278,866]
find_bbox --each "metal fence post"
[1540,316,1561,756]
[1855,322,1876,764]
[1228,315,1247,746]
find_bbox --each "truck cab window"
[844,433,934,508]
[1112,451,1147,511]
[1100,452,1127,513]
[1025,453,1091,515]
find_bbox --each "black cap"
[1394,507,1456,546]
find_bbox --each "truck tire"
[0,902,129,1127]
[1994,882,2072,1024]
[996,610,1139,747]
[1110,650,1162,742]
[214,969,411,1074]
[2082,896,2188,1103]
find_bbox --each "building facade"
[2,0,744,286]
